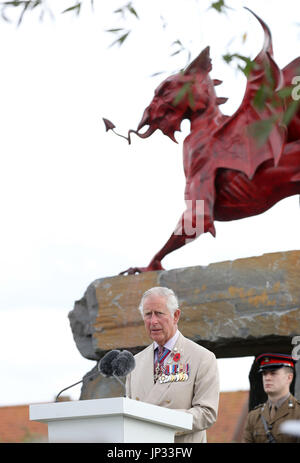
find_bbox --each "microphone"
[111,350,136,377]
[98,349,135,397]
[98,349,121,377]
[55,364,100,402]
[55,350,135,402]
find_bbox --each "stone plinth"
[68,250,300,360]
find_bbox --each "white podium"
[29,397,193,443]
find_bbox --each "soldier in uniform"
[243,353,300,443]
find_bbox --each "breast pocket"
[253,430,269,443]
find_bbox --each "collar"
[153,329,180,352]
[268,393,291,410]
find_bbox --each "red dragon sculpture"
[104,9,300,274]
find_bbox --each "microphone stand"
[55,365,99,402]
[55,352,133,402]
[113,374,127,398]
[55,379,83,402]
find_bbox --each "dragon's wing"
[211,8,286,179]
[186,10,287,236]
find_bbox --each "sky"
[0,0,299,407]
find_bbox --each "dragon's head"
[129,46,221,143]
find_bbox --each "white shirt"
[153,329,180,365]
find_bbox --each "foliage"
[209,0,232,13]
[1,0,298,145]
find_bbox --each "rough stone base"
[69,250,300,360]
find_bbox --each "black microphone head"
[98,350,121,377]
[112,350,136,377]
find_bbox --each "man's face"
[142,294,180,346]
[262,367,293,397]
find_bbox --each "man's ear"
[174,308,181,324]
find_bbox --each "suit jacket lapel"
[264,397,291,425]
[140,343,156,399]
[261,403,272,429]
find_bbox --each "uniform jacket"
[125,331,219,443]
[243,394,300,443]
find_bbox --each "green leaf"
[114,7,123,15]
[114,3,139,20]
[16,1,31,26]
[222,52,255,77]
[106,28,124,33]
[235,54,255,77]
[173,82,191,106]
[128,4,139,19]
[247,118,276,147]
[282,100,299,126]
[171,49,182,57]
[109,31,130,48]
[277,85,293,99]
[210,0,231,13]
[31,1,42,9]
[187,87,195,109]
[172,39,183,47]
[253,84,271,111]
[222,53,233,64]
[118,31,130,45]
[62,3,81,15]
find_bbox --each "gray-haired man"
[126,286,219,443]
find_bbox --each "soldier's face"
[262,368,293,396]
[142,294,181,346]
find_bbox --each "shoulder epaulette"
[253,403,264,410]
[290,395,300,406]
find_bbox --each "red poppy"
[173,353,180,362]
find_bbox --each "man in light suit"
[126,286,219,443]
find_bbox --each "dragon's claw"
[119,261,165,275]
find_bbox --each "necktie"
[270,404,276,420]
[154,346,169,381]
[157,346,169,364]
[158,345,164,359]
